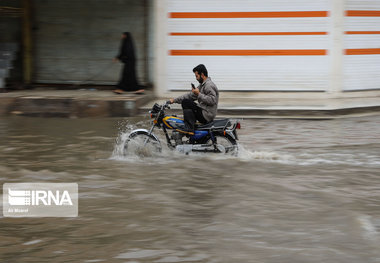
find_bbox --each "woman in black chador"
[113,32,144,94]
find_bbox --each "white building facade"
[153,0,380,102]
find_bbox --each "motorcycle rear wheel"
[205,133,238,155]
[124,131,162,157]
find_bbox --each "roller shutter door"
[167,0,330,91]
[343,0,380,91]
[34,0,147,85]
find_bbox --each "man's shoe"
[113,89,124,94]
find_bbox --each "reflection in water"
[0,115,379,262]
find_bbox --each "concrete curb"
[139,98,380,119]
[0,90,154,118]
[1,90,379,119]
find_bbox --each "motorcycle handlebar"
[163,101,171,109]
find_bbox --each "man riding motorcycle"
[169,64,219,135]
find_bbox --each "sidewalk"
[0,88,379,119]
[141,96,380,119]
[0,89,154,117]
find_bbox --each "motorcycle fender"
[225,129,237,140]
[129,129,161,143]
[232,129,239,140]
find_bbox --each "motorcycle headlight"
[151,103,161,113]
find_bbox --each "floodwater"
[0,114,379,263]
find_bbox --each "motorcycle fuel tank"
[163,116,186,130]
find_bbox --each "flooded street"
[0,115,379,263]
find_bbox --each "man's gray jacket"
[173,77,219,123]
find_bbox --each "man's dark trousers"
[181,99,208,132]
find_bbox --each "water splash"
[293,152,380,167]
[357,215,378,241]
[110,118,294,163]
[110,121,168,162]
[110,121,380,167]
[110,123,136,160]
[237,144,293,163]
[111,130,294,166]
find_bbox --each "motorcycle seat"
[196,119,230,130]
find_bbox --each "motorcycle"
[123,102,241,155]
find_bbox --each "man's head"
[193,64,208,84]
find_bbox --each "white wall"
[153,0,380,98]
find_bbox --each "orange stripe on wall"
[345,31,380,34]
[345,48,380,55]
[169,11,328,19]
[170,50,327,56]
[170,32,328,36]
[346,10,380,16]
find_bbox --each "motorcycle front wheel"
[205,133,238,155]
[124,131,162,157]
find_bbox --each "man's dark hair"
[193,64,208,77]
